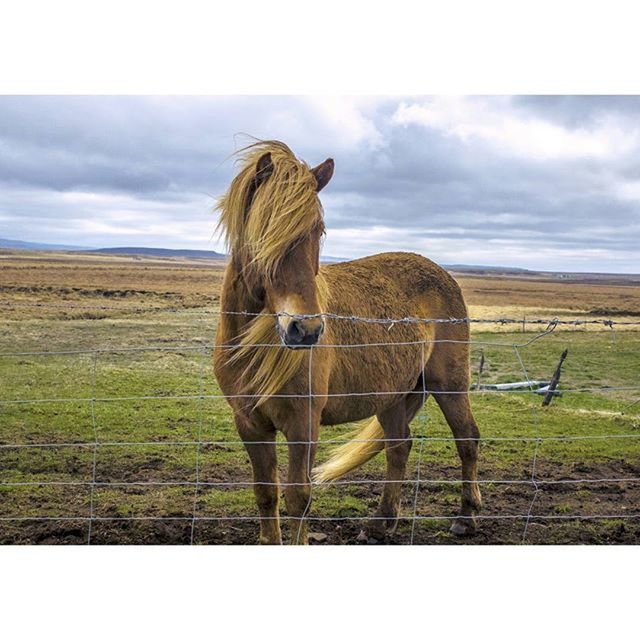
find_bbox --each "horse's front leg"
[236,417,282,545]
[283,420,319,545]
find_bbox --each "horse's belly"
[320,396,386,425]
[320,345,424,425]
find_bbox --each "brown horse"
[213,141,481,544]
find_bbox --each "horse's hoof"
[385,518,399,536]
[356,529,369,544]
[356,526,387,544]
[450,518,477,537]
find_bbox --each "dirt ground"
[1,458,639,545]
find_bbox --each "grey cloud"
[512,95,640,127]
[0,96,639,272]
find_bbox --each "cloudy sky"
[1,95,638,272]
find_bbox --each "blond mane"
[216,140,323,283]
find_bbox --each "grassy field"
[1,250,639,544]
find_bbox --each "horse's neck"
[218,262,264,340]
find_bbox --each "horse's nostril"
[288,320,304,341]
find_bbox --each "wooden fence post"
[542,348,568,407]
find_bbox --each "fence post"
[542,349,568,407]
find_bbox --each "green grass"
[0,309,639,543]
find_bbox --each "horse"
[213,140,482,544]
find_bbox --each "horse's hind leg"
[425,337,482,535]
[431,389,482,536]
[367,390,425,540]
[236,417,282,545]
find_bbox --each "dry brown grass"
[1,250,638,329]
[457,273,640,313]
[0,250,225,319]
[452,271,640,332]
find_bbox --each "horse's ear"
[311,158,334,192]
[244,152,274,215]
[254,152,274,187]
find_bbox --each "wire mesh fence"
[1,303,639,544]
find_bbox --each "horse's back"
[321,251,467,320]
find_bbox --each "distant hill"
[444,263,532,274]
[4,237,634,277]
[0,237,346,262]
[88,246,227,260]
[90,246,345,262]
[0,237,94,251]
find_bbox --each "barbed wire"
[2,299,640,326]
[0,336,559,357]
[0,325,570,358]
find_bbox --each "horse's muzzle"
[281,318,324,348]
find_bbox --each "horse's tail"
[312,417,385,484]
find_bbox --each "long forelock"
[226,272,329,404]
[216,140,322,282]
